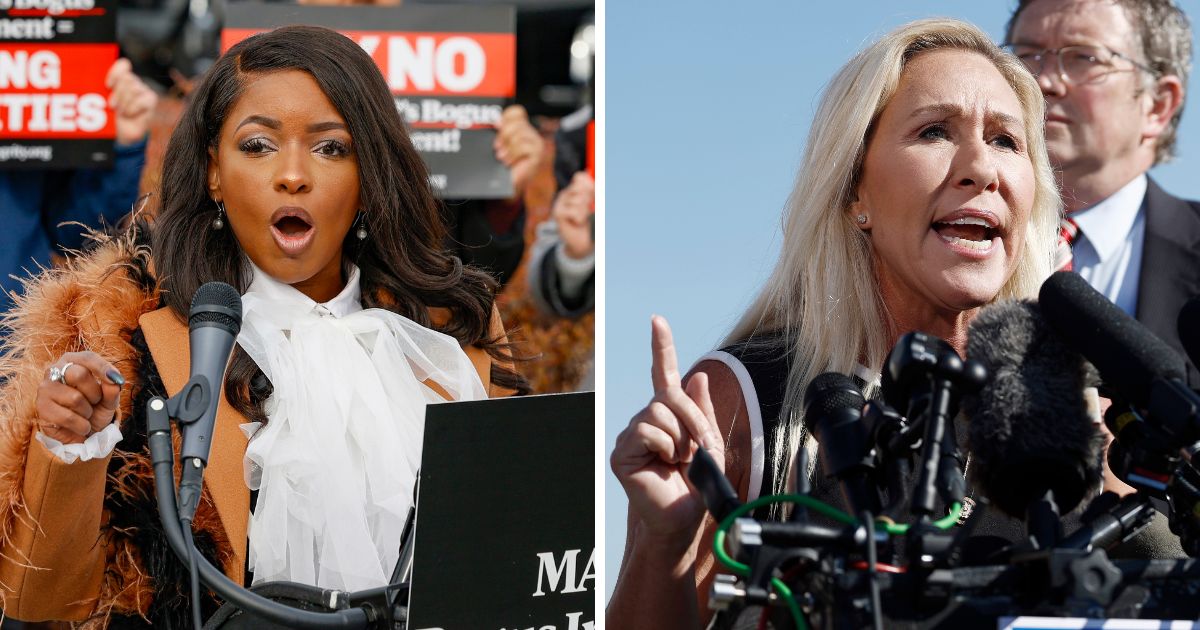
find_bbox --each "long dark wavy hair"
[153,25,528,422]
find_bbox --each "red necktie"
[1056,216,1080,272]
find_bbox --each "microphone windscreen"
[965,299,1103,518]
[804,372,864,420]
[190,281,243,335]
[1039,271,1184,407]
[1180,295,1200,371]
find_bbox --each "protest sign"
[0,0,118,168]
[223,4,516,199]
[409,392,595,630]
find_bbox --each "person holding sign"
[0,25,525,628]
[607,18,1065,629]
[528,170,595,391]
[530,170,595,321]
[441,102,545,287]
[0,57,157,319]
[530,78,596,323]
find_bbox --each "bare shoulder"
[685,359,745,429]
[685,358,753,500]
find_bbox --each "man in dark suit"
[1006,0,1200,384]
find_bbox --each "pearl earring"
[856,214,868,225]
[356,212,368,241]
[213,201,226,230]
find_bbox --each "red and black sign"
[0,0,117,168]
[223,4,516,199]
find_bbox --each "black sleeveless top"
[713,335,791,502]
[713,335,893,518]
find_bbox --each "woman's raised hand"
[611,316,724,545]
[35,352,125,445]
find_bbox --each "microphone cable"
[708,491,964,630]
[182,523,203,630]
[860,510,883,630]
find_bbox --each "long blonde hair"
[724,18,1060,499]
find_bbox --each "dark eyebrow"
[235,115,280,132]
[233,117,347,133]
[909,103,1023,129]
[307,121,348,133]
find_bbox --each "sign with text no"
[0,0,118,169]
[222,4,516,199]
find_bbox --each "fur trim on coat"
[0,225,230,627]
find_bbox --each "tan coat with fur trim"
[0,232,509,625]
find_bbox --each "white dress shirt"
[1070,174,1147,317]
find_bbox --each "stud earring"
[355,211,368,241]
[213,201,226,230]
[856,214,868,225]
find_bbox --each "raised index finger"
[650,315,682,394]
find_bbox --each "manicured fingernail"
[106,369,125,385]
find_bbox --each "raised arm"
[607,316,754,629]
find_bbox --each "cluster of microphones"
[969,271,1200,543]
[690,272,1200,628]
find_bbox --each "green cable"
[877,502,964,535]
[711,495,965,629]
[769,577,809,630]
[713,529,809,629]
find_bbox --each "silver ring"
[48,365,65,384]
[49,362,75,385]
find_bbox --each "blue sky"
[603,0,1200,597]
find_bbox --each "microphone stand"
[902,350,984,601]
[1060,492,1156,552]
[148,393,385,629]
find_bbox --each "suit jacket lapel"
[1137,178,1200,385]
[138,306,249,584]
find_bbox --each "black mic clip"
[167,374,214,426]
[170,373,217,523]
[146,380,214,460]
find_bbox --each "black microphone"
[178,281,243,521]
[880,332,953,416]
[687,447,740,522]
[1180,295,1200,373]
[803,372,880,516]
[1039,271,1185,409]
[964,299,1104,520]
[1041,272,1200,453]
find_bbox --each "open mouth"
[274,215,312,236]
[269,207,316,256]
[932,216,998,252]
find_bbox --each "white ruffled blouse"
[41,263,487,593]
